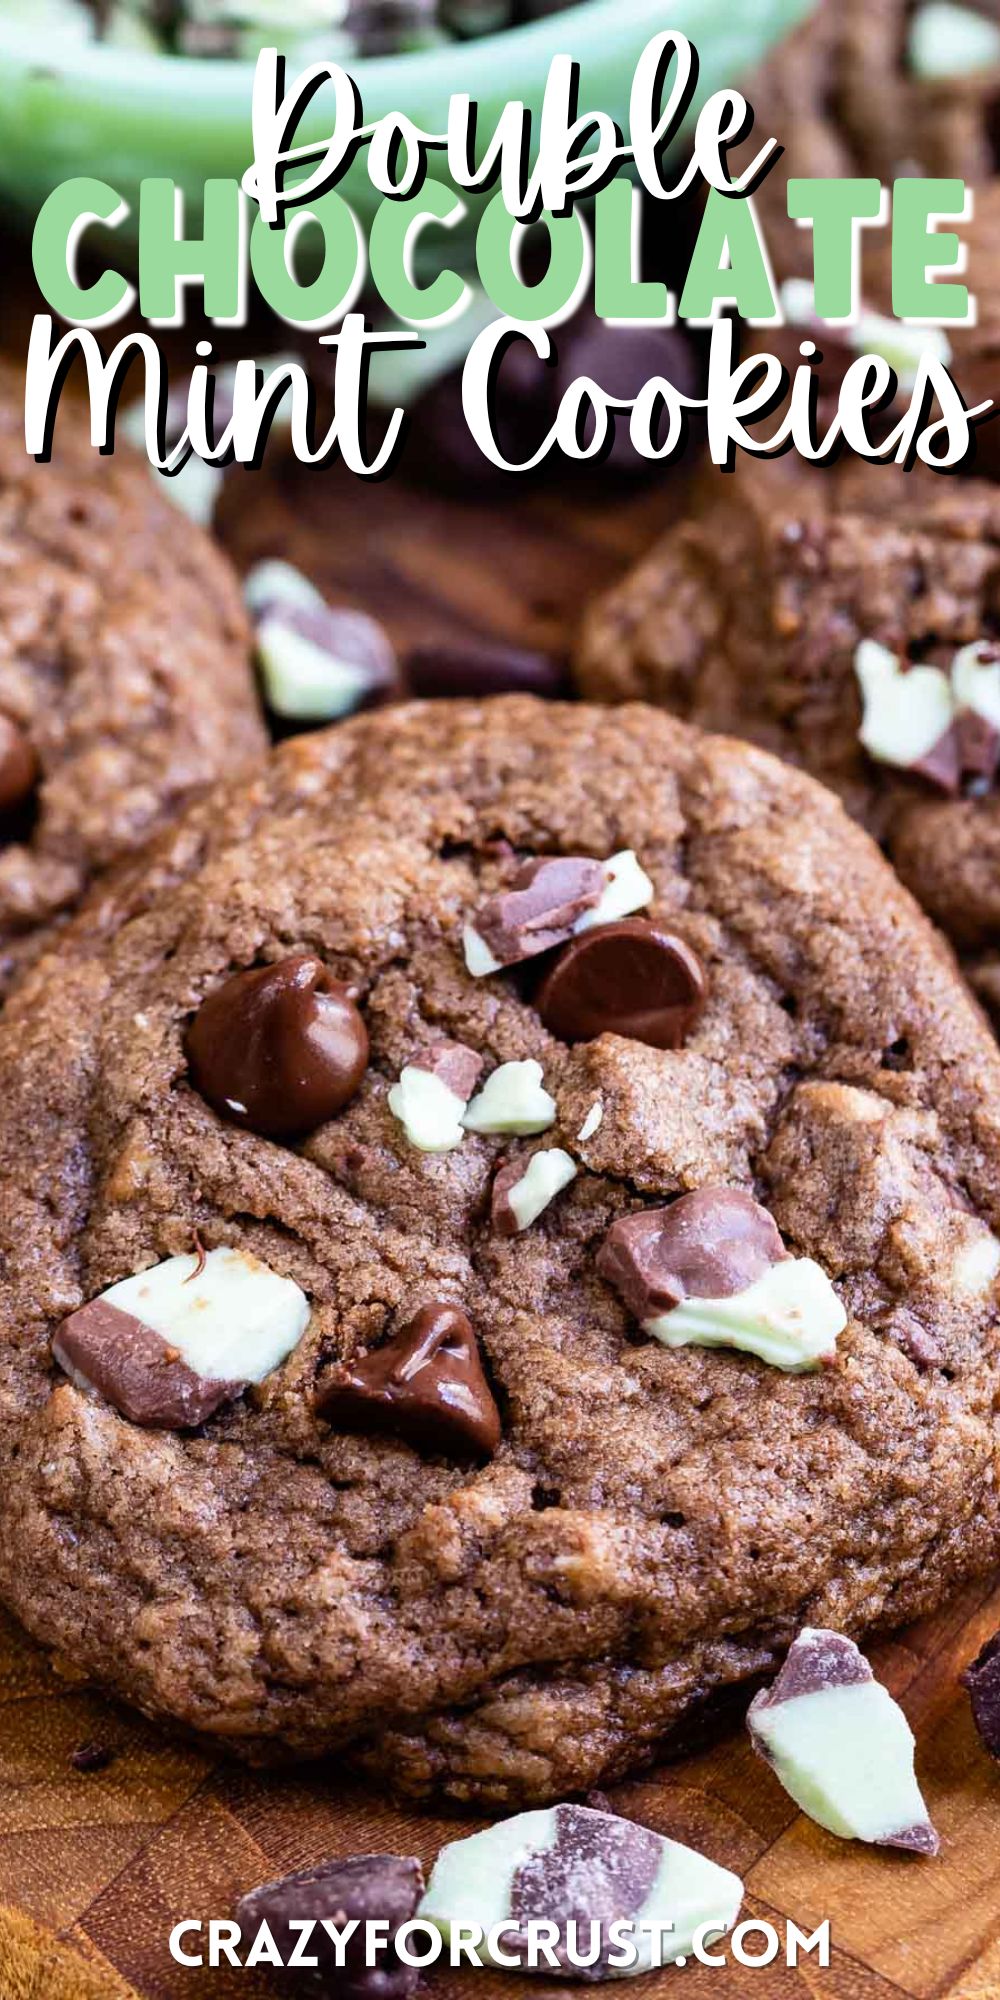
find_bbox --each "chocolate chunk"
[52,1247,310,1428]
[0,714,38,817]
[388,1043,483,1152]
[256,602,399,724]
[186,954,369,1139]
[748,1628,939,1855]
[963,1632,1000,1759]
[235,1853,423,2000]
[536,919,706,1048]
[53,1298,242,1430]
[882,1307,944,1370]
[405,641,568,701]
[470,856,606,969]
[597,1188,787,1324]
[752,1628,871,1706]
[316,1303,501,1459]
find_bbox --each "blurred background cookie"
[0,358,265,993]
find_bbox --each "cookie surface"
[2,696,1000,1805]
[0,359,265,989]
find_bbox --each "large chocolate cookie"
[2,697,1000,1805]
[578,461,1000,996]
[0,359,265,990]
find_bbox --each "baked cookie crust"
[0,360,265,989]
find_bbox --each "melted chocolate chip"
[597,1187,787,1324]
[510,1804,662,1972]
[405,640,568,701]
[186,954,369,1140]
[963,1632,1000,1759]
[536,919,706,1048]
[753,1630,871,1708]
[316,1302,501,1459]
[235,1854,423,2000]
[473,855,606,967]
[0,715,38,818]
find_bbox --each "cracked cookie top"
[1,696,999,1805]
[0,359,265,990]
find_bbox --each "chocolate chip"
[69,1742,115,1773]
[536,919,706,1048]
[554,322,700,477]
[235,1854,424,2000]
[409,1041,483,1100]
[186,954,369,1139]
[597,1188,787,1324]
[0,715,38,817]
[255,599,400,726]
[491,1147,577,1235]
[752,1629,871,1707]
[316,1302,501,1459]
[963,1632,1000,1759]
[53,1298,243,1429]
[405,640,568,700]
[470,855,606,969]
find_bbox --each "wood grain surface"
[2,232,1000,2000]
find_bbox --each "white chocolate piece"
[854,639,955,770]
[909,1,1000,77]
[463,1061,557,1136]
[951,642,1000,728]
[575,851,654,932]
[255,618,371,722]
[243,559,325,620]
[506,1149,578,1231]
[645,1256,845,1372]
[748,1629,939,1852]
[388,1066,470,1152]
[577,1100,604,1142]
[463,924,503,978]
[101,1248,310,1385]
[418,1804,744,1977]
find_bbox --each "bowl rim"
[0,0,673,93]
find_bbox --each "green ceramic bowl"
[0,0,808,241]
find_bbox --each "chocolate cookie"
[2,697,1000,1806]
[577,459,1000,996]
[0,359,265,991]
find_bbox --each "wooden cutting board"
[2,1574,1000,2000]
[3,231,1000,2000]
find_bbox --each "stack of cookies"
[5,18,1000,1968]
